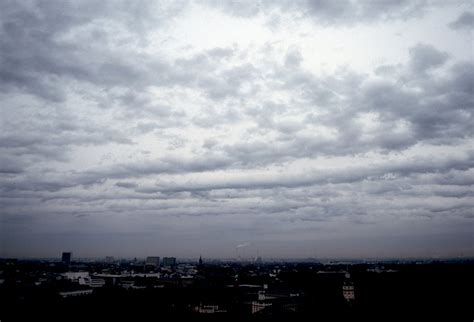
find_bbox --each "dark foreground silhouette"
[1,259,472,321]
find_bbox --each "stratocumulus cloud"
[1,0,473,259]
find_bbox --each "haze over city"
[1,0,473,259]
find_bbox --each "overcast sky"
[1,0,473,259]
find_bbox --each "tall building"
[61,252,72,264]
[162,257,176,267]
[145,256,160,271]
[342,273,355,302]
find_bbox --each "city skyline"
[1,1,473,259]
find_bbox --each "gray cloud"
[1,0,473,258]
[0,0,186,102]
[210,0,430,25]
[125,150,474,194]
[449,11,474,30]
[203,47,472,166]
[115,182,138,189]
[284,48,303,68]
[408,43,449,74]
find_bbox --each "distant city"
[1,253,472,321]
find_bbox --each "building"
[194,304,227,314]
[77,276,106,288]
[119,280,135,289]
[145,256,160,271]
[251,301,273,314]
[342,283,355,301]
[62,271,89,281]
[61,252,72,264]
[342,273,355,302]
[93,273,122,285]
[162,257,176,267]
[89,278,106,288]
[59,289,93,298]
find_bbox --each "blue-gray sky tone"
[1,0,473,259]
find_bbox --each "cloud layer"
[1,0,473,259]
